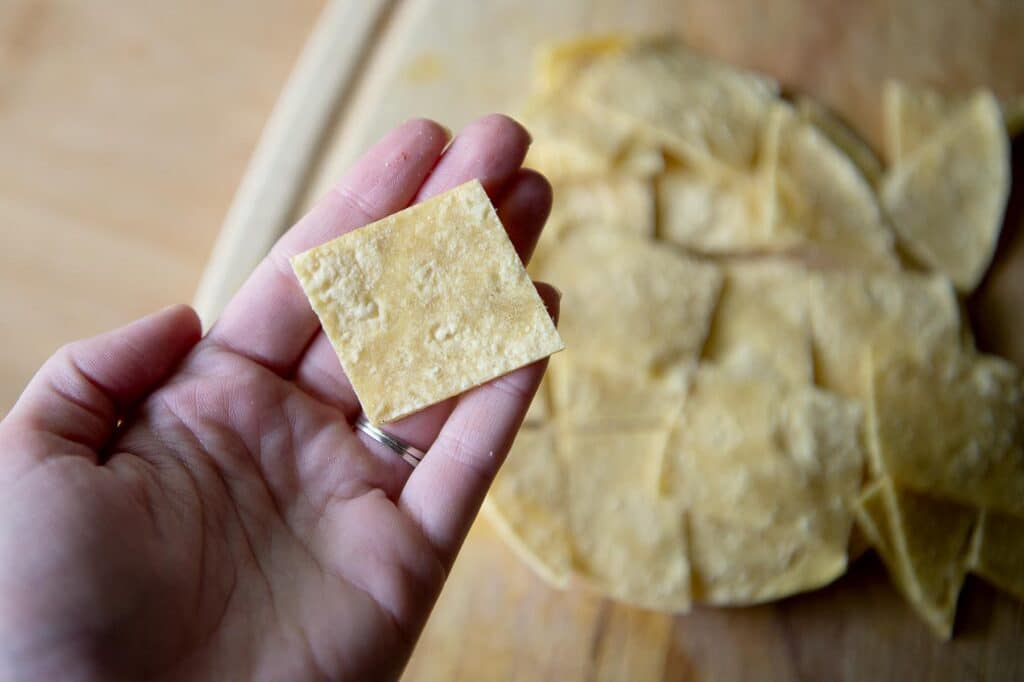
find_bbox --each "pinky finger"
[397,284,560,569]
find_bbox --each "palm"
[0,116,554,681]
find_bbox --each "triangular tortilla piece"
[880,92,1009,292]
[547,352,688,430]
[662,365,864,526]
[534,226,723,374]
[688,509,850,606]
[577,38,778,171]
[562,429,691,611]
[796,95,883,186]
[702,262,813,386]
[546,175,655,239]
[484,428,572,588]
[866,351,1024,515]
[808,270,961,399]
[774,107,899,271]
[854,479,975,639]
[968,510,1024,601]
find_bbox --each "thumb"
[2,305,201,459]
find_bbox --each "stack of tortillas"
[481,36,1024,638]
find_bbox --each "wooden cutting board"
[196,1,1024,679]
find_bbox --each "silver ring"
[353,414,424,468]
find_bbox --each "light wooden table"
[0,0,324,411]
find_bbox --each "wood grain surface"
[0,0,325,410]
[4,1,1024,680]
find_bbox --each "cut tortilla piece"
[688,509,850,606]
[546,352,688,430]
[534,225,722,374]
[520,91,637,180]
[484,428,572,588]
[662,365,864,526]
[774,107,899,271]
[880,91,1010,292]
[656,104,785,254]
[534,34,631,93]
[656,167,783,254]
[702,262,813,386]
[562,429,691,611]
[882,81,1022,159]
[854,478,975,639]
[577,37,778,171]
[291,179,564,425]
[808,270,961,399]
[881,81,970,164]
[546,175,655,239]
[968,510,1024,601]
[795,95,883,186]
[866,351,1024,515]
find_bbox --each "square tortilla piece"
[291,179,564,425]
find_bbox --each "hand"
[0,115,555,681]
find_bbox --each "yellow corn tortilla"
[563,429,691,611]
[534,225,723,374]
[688,510,850,606]
[808,270,961,399]
[774,107,899,271]
[521,92,637,180]
[968,510,1024,601]
[796,95,883,186]
[546,352,688,430]
[546,175,655,239]
[662,365,864,526]
[854,479,975,639]
[881,81,969,164]
[291,179,564,424]
[656,167,783,254]
[880,91,1009,292]
[534,34,631,93]
[866,351,1024,515]
[484,428,572,588]
[577,37,778,171]
[702,262,813,386]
